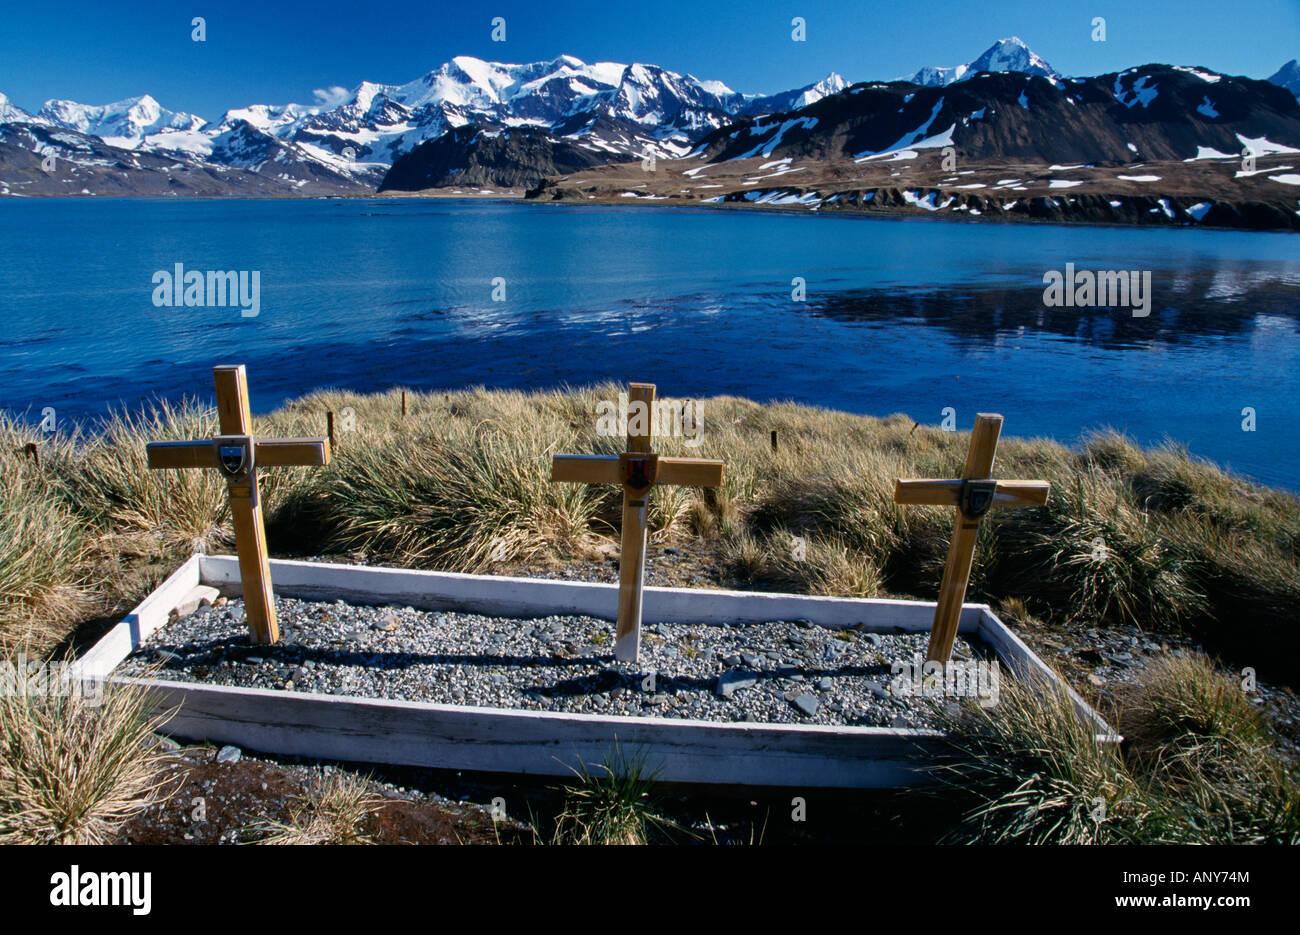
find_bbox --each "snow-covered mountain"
[198,54,752,169]
[694,63,1300,169]
[7,41,1295,197]
[741,73,850,116]
[905,37,1058,87]
[0,44,1062,193]
[37,94,206,149]
[1269,59,1300,99]
[0,92,31,123]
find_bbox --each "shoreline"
[7,185,1298,234]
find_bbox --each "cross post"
[145,364,331,644]
[894,413,1050,663]
[551,383,724,662]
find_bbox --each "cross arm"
[146,440,217,470]
[256,437,331,467]
[551,454,621,484]
[894,478,1050,509]
[146,437,331,470]
[656,456,724,488]
[551,454,724,488]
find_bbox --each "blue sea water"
[2,197,1298,489]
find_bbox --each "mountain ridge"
[4,42,1298,205]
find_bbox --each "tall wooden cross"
[894,413,1050,663]
[551,383,724,662]
[145,364,331,644]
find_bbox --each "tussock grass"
[310,427,605,571]
[720,527,884,597]
[1117,653,1299,844]
[932,678,1141,844]
[0,415,91,649]
[255,771,382,845]
[1030,469,1207,627]
[546,748,676,845]
[937,653,1299,844]
[0,668,175,844]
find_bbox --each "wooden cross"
[551,383,724,662]
[145,365,331,644]
[894,413,1050,663]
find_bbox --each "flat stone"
[716,671,758,699]
[171,585,221,619]
[372,612,401,632]
[741,653,763,668]
[215,745,241,764]
[791,694,819,717]
[816,677,834,691]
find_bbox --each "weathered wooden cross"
[146,364,331,644]
[551,383,724,662]
[894,413,1050,663]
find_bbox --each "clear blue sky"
[2,0,1296,119]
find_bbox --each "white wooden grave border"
[70,555,1117,789]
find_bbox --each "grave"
[70,370,1113,788]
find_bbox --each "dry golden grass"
[0,664,176,844]
[254,771,383,845]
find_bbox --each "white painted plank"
[122,677,942,788]
[70,555,201,681]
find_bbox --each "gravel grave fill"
[115,596,1003,729]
